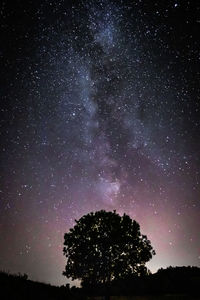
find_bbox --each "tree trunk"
[104,281,110,300]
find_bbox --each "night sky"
[0,0,200,286]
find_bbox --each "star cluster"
[0,0,200,285]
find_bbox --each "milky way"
[0,0,200,285]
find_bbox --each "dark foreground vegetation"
[0,271,84,300]
[1,266,200,300]
[84,266,200,299]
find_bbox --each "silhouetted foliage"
[153,266,200,294]
[63,210,155,290]
[79,266,200,298]
[0,271,85,300]
[108,266,200,296]
[1,266,200,300]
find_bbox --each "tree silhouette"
[63,210,155,299]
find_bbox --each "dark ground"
[1,267,200,300]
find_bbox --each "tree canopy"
[63,210,155,286]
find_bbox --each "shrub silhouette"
[0,270,84,300]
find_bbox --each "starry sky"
[0,0,200,286]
